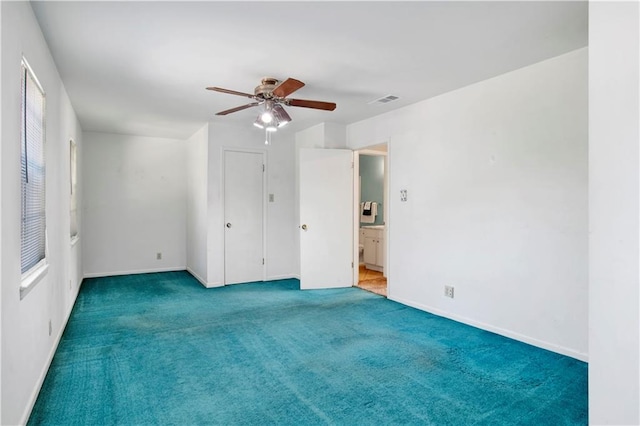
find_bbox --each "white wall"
[0,1,4,414]
[186,124,209,285]
[1,2,83,424]
[589,2,640,424]
[262,128,297,280]
[60,78,84,324]
[84,121,297,286]
[324,122,347,149]
[204,122,297,286]
[82,132,186,277]
[348,48,588,360]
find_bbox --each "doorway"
[223,149,265,285]
[354,144,388,297]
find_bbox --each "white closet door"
[224,150,264,285]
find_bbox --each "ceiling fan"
[206,77,336,130]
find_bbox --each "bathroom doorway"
[354,143,388,297]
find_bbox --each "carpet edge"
[389,295,589,362]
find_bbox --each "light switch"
[269,194,275,202]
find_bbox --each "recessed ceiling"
[31,1,587,139]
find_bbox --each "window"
[20,59,47,284]
[70,139,78,240]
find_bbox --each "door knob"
[226,223,232,228]
[301,224,308,231]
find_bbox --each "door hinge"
[262,258,265,265]
[263,164,265,172]
[351,162,354,169]
[351,262,354,268]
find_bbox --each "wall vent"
[368,95,400,105]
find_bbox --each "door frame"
[221,147,268,284]
[352,144,389,289]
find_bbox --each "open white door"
[299,148,353,289]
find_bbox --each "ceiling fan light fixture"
[253,118,265,129]
[261,111,273,123]
[261,100,275,124]
[273,104,291,128]
[265,124,277,132]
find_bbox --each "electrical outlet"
[444,285,455,299]
[156,252,162,260]
[48,320,52,336]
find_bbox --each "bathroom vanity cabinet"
[362,227,385,272]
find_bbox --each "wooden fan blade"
[272,78,305,98]
[207,87,256,99]
[216,102,260,116]
[288,98,336,111]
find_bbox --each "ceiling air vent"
[368,95,400,105]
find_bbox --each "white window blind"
[20,61,46,275]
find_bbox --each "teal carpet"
[29,271,587,425]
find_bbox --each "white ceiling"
[31,1,587,140]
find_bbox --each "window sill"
[70,235,79,247]
[20,260,49,300]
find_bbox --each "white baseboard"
[186,267,207,287]
[389,295,588,362]
[83,266,186,279]
[187,271,298,288]
[363,264,383,273]
[20,278,83,425]
[265,274,299,281]
[185,268,222,288]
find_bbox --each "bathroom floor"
[357,265,387,297]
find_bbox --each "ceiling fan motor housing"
[254,77,280,99]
